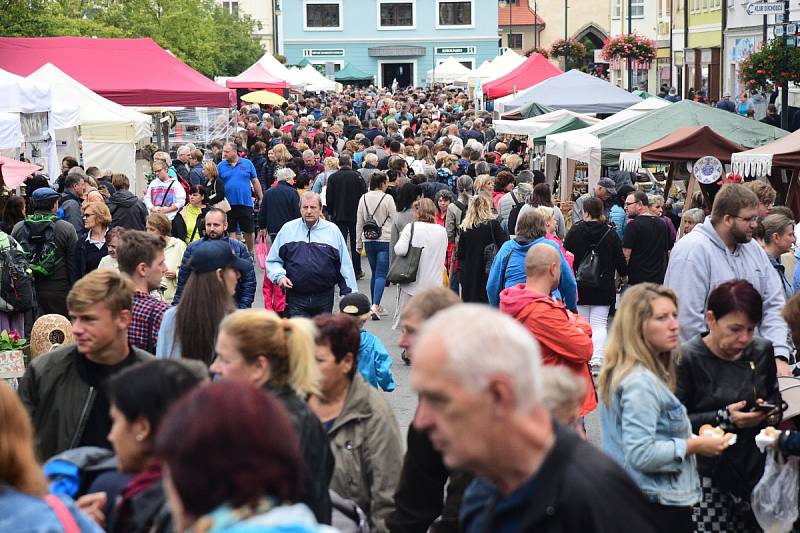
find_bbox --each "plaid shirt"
[128,291,171,355]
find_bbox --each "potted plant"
[601,33,656,70]
[0,329,27,388]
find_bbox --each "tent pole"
[663,163,676,200]
[787,170,799,221]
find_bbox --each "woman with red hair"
[155,381,335,532]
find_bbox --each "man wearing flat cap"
[571,178,617,225]
[12,187,78,318]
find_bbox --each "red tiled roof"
[498,2,544,26]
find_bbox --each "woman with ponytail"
[210,309,333,524]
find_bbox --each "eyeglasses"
[733,215,759,223]
[624,201,639,207]
[82,214,93,219]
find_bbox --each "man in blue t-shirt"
[217,142,264,254]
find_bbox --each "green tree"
[0,0,264,77]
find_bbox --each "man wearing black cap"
[12,187,78,318]
[571,178,616,225]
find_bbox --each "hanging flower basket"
[550,39,587,62]
[740,38,800,90]
[601,34,656,70]
[524,47,550,59]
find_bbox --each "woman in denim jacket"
[599,284,728,533]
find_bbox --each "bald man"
[499,244,597,417]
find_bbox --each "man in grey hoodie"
[665,184,792,376]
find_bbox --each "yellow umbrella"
[241,90,287,106]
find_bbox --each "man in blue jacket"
[267,191,357,318]
[258,167,301,241]
[173,207,256,309]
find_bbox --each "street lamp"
[564,0,569,70]
[627,0,633,90]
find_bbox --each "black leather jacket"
[266,383,334,524]
[675,334,781,496]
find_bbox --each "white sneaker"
[375,305,389,317]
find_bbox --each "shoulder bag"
[387,222,423,284]
[483,220,501,276]
[575,225,612,289]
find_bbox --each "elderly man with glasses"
[665,183,792,376]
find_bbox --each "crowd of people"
[2,82,800,533]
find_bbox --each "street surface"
[253,257,601,443]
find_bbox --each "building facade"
[498,0,545,54]
[219,0,277,53]
[280,0,499,87]
[609,0,659,90]
[684,0,723,100]
[534,0,610,69]
[723,0,766,101]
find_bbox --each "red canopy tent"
[0,37,235,108]
[483,53,562,100]
[226,62,288,90]
[0,156,41,188]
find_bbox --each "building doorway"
[380,62,413,88]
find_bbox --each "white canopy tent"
[0,68,60,180]
[483,49,526,82]
[494,109,601,136]
[469,60,494,81]
[496,70,642,114]
[544,98,672,200]
[426,57,472,85]
[290,65,340,92]
[28,63,151,188]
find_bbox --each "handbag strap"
[407,222,415,255]
[160,180,176,207]
[499,248,514,290]
[591,226,612,250]
[44,495,81,533]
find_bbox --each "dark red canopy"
[629,126,747,163]
[0,37,235,108]
[483,53,561,100]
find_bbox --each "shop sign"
[303,49,345,57]
[435,46,476,55]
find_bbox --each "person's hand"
[259,229,267,238]
[688,436,729,457]
[356,246,363,255]
[727,400,768,429]
[77,492,107,527]
[278,277,293,289]
[775,358,792,377]
[164,270,177,280]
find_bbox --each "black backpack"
[507,202,526,235]
[15,215,62,279]
[575,227,612,289]
[0,233,35,313]
[361,194,388,241]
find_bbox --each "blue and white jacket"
[267,218,357,295]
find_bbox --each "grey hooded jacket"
[664,218,790,360]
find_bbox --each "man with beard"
[665,184,792,376]
[622,190,669,286]
[173,208,256,309]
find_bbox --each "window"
[379,1,414,28]
[222,1,238,15]
[437,0,472,27]
[630,0,644,18]
[691,0,700,12]
[304,1,342,30]
[507,33,523,49]
[612,0,621,18]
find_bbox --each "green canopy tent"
[632,90,661,100]
[334,63,374,85]
[500,101,555,121]
[531,115,593,145]
[597,99,787,167]
[295,57,311,67]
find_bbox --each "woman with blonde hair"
[202,160,227,209]
[599,283,728,532]
[457,194,508,303]
[311,156,340,199]
[210,309,333,523]
[76,201,112,278]
[393,198,448,327]
[146,213,186,303]
[0,382,102,531]
[273,144,292,168]
[472,174,494,198]
[533,205,573,269]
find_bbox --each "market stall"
[426,57,472,85]
[500,102,555,121]
[334,63,374,86]
[482,53,561,100]
[227,52,296,92]
[27,63,151,189]
[494,109,599,136]
[731,128,800,178]
[496,69,642,115]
